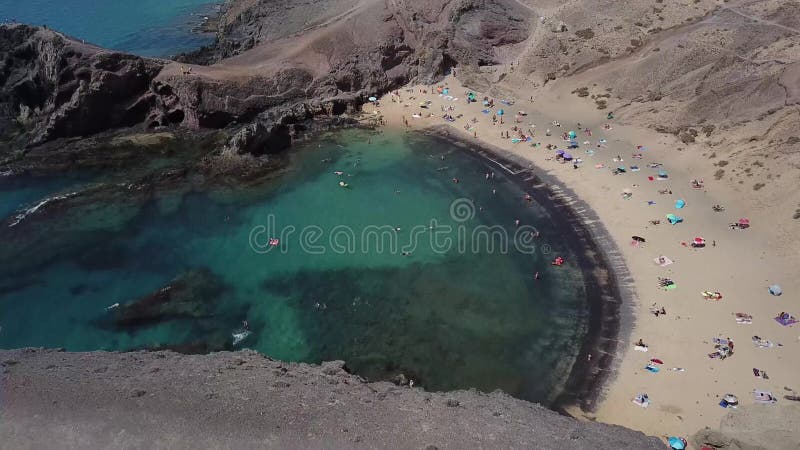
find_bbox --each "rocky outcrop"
[0,348,664,449]
[1,1,531,155]
[0,25,165,146]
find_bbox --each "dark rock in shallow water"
[111,268,226,329]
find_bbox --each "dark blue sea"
[0,0,218,57]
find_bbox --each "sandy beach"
[375,76,800,442]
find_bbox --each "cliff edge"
[0,348,662,449]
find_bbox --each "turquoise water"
[0,0,218,57]
[0,130,589,403]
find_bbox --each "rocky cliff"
[1,0,531,156]
[0,348,664,449]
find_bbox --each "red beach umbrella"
[738,218,750,226]
[693,237,705,245]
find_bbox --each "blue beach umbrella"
[497,109,505,116]
[667,437,686,450]
[769,284,782,296]
[562,153,573,161]
[568,130,577,139]
[556,149,565,156]
[658,170,669,178]
[675,199,686,209]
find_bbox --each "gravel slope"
[0,348,663,449]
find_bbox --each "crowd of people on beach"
[376,79,795,448]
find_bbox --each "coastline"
[420,126,633,415]
[374,76,800,439]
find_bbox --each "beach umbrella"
[632,236,646,242]
[569,139,579,148]
[568,130,577,139]
[666,214,682,225]
[738,218,750,227]
[667,437,686,450]
[658,170,668,178]
[368,96,377,102]
[556,149,565,156]
[497,109,505,116]
[693,237,705,246]
[769,284,782,296]
[675,199,686,209]
[562,153,573,161]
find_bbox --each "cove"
[0,129,592,406]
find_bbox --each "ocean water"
[0,0,218,57]
[0,130,590,404]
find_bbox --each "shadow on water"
[259,254,587,404]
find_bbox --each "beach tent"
[666,214,683,225]
[675,199,686,209]
[497,109,505,116]
[769,284,782,296]
[562,153,573,161]
[568,130,577,139]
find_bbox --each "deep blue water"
[0,0,218,57]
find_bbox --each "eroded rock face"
[1,1,531,155]
[0,25,164,146]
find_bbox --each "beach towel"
[752,390,778,404]
[663,283,677,290]
[511,138,521,143]
[634,345,649,352]
[654,256,673,267]
[775,314,798,326]
[735,313,752,324]
[595,163,605,169]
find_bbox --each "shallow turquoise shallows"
[0,0,217,57]
[0,130,589,404]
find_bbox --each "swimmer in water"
[535,271,540,280]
